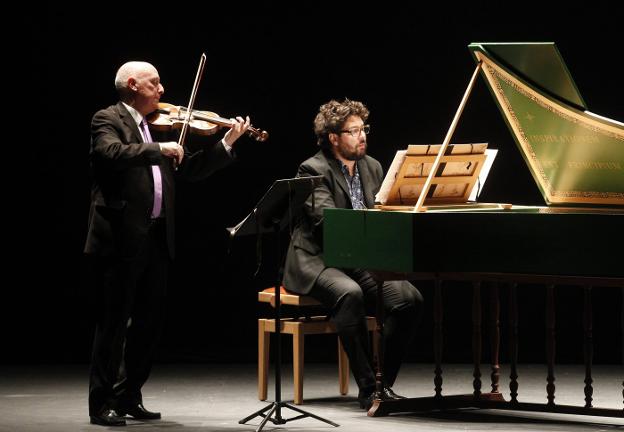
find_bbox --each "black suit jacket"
[84,101,233,259]
[283,150,383,294]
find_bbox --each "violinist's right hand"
[159,141,184,165]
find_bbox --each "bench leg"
[293,324,304,404]
[338,337,349,395]
[258,319,269,401]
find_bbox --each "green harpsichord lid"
[468,42,623,207]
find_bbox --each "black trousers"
[310,268,423,393]
[87,220,169,415]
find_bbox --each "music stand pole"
[237,178,339,432]
[272,218,284,423]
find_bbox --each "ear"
[328,133,338,147]
[128,77,138,91]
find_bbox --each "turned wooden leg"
[489,283,500,394]
[374,280,386,396]
[433,278,444,399]
[508,283,519,404]
[472,281,482,398]
[371,320,380,370]
[546,285,556,406]
[583,285,594,408]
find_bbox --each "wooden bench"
[258,286,377,404]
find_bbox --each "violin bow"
[177,53,207,150]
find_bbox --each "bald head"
[113,61,163,115]
[115,61,157,91]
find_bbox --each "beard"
[338,141,367,161]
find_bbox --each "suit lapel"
[116,102,161,183]
[116,102,143,143]
[326,154,350,198]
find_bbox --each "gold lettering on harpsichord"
[567,161,622,170]
[528,134,600,145]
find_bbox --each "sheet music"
[375,150,407,204]
[468,148,497,201]
[376,143,493,205]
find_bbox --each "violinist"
[84,61,250,427]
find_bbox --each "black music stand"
[230,176,339,432]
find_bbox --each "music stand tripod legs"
[238,220,339,432]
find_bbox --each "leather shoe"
[358,392,375,410]
[358,387,406,410]
[382,386,407,399]
[90,409,126,426]
[117,403,161,420]
[357,387,390,410]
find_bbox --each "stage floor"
[0,363,622,431]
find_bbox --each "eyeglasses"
[338,124,370,137]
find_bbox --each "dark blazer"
[283,149,383,294]
[84,101,233,259]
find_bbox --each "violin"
[147,102,269,142]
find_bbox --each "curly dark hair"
[314,98,369,148]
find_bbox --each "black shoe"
[89,409,126,426]
[117,403,161,420]
[358,392,375,410]
[382,386,407,400]
[358,386,405,410]
[357,386,388,410]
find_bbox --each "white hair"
[114,61,156,91]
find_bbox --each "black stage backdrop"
[13,2,623,365]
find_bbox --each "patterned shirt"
[339,161,366,209]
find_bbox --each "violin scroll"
[250,127,269,142]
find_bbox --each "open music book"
[375,143,497,207]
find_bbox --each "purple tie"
[140,119,163,219]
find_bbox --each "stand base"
[239,401,339,432]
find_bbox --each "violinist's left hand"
[223,116,250,147]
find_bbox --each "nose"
[158,84,164,95]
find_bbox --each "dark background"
[13,2,623,366]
